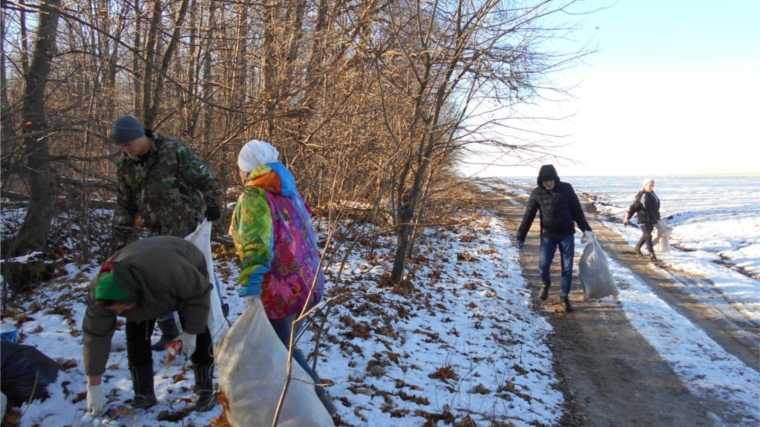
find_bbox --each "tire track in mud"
[627,259,760,371]
[583,208,759,372]
[576,194,760,370]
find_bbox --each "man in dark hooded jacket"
[82,236,215,416]
[516,165,592,312]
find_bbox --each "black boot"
[539,285,549,301]
[192,364,216,412]
[152,316,181,352]
[562,297,574,313]
[129,364,157,409]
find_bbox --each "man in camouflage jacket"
[109,115,223,350]
[110,116,222,246]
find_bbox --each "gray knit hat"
[110,116,144,145]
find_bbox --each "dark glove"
[517,240,524,250]
[205,206,221,221]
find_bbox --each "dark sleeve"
[625,191,643,221]
[82,288,117,376]
[516,191,539,241]
[566,184,592,232]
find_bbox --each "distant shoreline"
[495,173,760,179]
[570,173,759,178]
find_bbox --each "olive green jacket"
[82,236,211,376]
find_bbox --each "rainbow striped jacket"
[229,163,324,319]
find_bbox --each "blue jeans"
[269,314,322,386]
[539,234,575,300]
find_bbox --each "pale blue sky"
[472,0,760,177]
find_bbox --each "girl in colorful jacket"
[229,140,335,415]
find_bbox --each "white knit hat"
[237,140,280,172]
[642,177,655,188]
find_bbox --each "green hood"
[94,262,139,302]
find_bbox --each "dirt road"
[485,184,759,427]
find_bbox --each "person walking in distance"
[109,115,223,351]
[516,165,593,313]
[624,178,661,262]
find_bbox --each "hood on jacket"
[245,162,296,197]
[94,261,140,303]
[537,164,560,187]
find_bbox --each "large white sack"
[217,298,334,427]
[185,220,229,346]
[578,232,619,300]
[653,219,672,254]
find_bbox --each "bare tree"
[1,4,25,194]
[359,0,593,283]
[7,0,62,258]
[142,0,191,127]
[0,0,596,301]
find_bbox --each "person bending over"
[83,236,216,416]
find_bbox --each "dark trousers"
[126,316,214,368]
[636,223,655,254]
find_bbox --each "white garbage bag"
[653,219,672,254]
[185,220,229,346]
[579,231,619,300]
[217,298,334,427]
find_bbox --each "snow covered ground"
[1,174,758,426]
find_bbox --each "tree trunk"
[132,0,143,116]
[1,10,17,179]
[140,0,161,126]
[145,0,191,126]
[390,208,414,282]
[4,0,63,301]
[8,0,62,258]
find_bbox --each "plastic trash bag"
[217,298,334,427]
[653,219,672,254]
[185,220,229,347]
[0,341,61,405]
[578,231,619,300]
[0,323,18,343]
